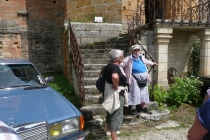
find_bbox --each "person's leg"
[106,112,111,134]
[109,92,124,138]
[141,102,146,108]
[131,105,140,118]
[111,131,117,140]
[141,102,152,114]
[131,105,136,113]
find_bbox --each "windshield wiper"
[11,85,31,87]
[24,85,47,90]
[0,85,31,89]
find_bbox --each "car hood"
[0,87,80,126]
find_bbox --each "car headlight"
[49,116,84,139]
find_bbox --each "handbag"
[95,64,110,94]
[132,74,147,88]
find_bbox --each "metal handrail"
[68,21,85,105]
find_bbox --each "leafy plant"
[187,38,200,77]
[167,77,202,107]
[152,85,167,108]
[43,73,82,108]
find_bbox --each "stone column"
[198,29,210,76]
[154,26,173,89]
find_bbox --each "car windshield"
[0,64,45,89]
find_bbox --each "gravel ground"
[117,128,189,140]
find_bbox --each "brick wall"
[0,0,65,73]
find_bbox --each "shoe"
[141,107,152,115]
[131,109,140,118]
[106,131,120,136]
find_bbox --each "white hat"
[130,45,141,51]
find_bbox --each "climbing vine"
[187,37,200,77]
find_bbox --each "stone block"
[72,22,86,30]
[158,63,167,71]
[85,23,105,31]
[67,1,77,9]
[104,24,122,31]
[93,0,104,5]
[107,3,122,11]
[80,38,95,45]
[157,45,168,54]
[157,54,168,63]
[157,71,168,80]
[104,0,118,4]
[78,0,92,7]
[84,6,95,13]
[85,31,101,38]
[154,27,173,34]
[95,5,107,13]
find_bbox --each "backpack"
[95,64,109,94]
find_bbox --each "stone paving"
[84,119,189,140]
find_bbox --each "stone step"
[82,53,109,59]
[80,101,160,119]
[83,64,107,70]
[83,77,98,85]
[81,49,111,54]
[140,109,170,121]
[84,85,100,94]
[83,59,110,64]
[82,108,171,128]
[83,70,101,77]
[114,39,129,44]
[85,94,103,104]
[80,45,111,49]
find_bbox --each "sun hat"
[130,45,141,51]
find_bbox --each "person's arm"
[141,55,158,66]
[111,73,119,90]
[187,116,209,140]
[188,98,210,140]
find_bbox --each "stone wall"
[66,0,143,33]
[140,30,194,80]
[71,22,122,45]
[0,0,65,73]
[168,31,195,77]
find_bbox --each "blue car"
[0,59,86,140]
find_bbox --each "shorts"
[106,90,125,131]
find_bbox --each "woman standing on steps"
[102,49,128,140]
[121,44,157,117]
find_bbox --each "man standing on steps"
[121,44,157,117]
[102,49,128,140]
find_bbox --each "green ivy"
[187,38,200,77]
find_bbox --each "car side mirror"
[45,76,54,83]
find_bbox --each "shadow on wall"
[168,67,178,85]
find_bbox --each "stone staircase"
[79,33,170,129]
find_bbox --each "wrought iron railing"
[146,0,210,25]
[68,21,85,105]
